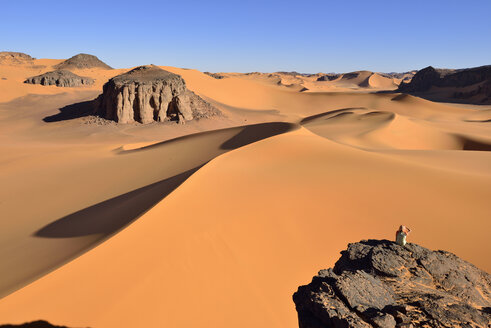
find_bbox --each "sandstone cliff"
[293,240,490,328]
[97,65,220,124]
[55,53,112,70]
[24,70,94,87]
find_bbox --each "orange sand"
[0,58,489,327]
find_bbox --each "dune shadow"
[34,165,202,238]
[43,100,95,122]
[384,90,491,105]
[35,122,299,239]
[220,122,298,149]
[300,108,366,125]
[117,122,299,154]
[461,137,491,151]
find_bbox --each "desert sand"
[0,55,490,327]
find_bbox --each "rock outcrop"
[317,74,340,81]
[0,52,34,64]
[398,65,491,104]
[55,53,112,70]
[97,65,221,124]
[24,70,94,87]
[0,320,70,328]
[204,72,226,79]
[293,239,491,328]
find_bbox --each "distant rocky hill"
[293,239,490,328]
[398,65,491,104]
[24,70,94,87]
[55,53,112,70]
[0,52,34,64]
[97,65,221,124]
[316,74,341,81]
[379,71,417,81]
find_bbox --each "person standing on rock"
[396,225,411,246]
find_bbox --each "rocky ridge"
[316,74,341,81]
[293,239,490,328]
[97,65,220,124]
[55,53,112,70]
[24,70,94,87]
[0,52,34,64]
[398,65,491,103]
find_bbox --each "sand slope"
[0,60,490,327]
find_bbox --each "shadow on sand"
[35,166,203,238]
[43,100,95,122]
[220,122,297,149]
[34,122,299,239]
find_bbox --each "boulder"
[293,240,491,328]
[24,70,94,87]
[97,65,220,124]
[55,53,112,70]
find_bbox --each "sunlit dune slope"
[0,60,490,328]
[0,128,489,328]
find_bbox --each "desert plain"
[0,52,490,327]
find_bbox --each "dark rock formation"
[0,320,71,328]
[293,240,491,328]
[342,72,360,80]
[204,72,226,79]
[317,74,341,81]
[97,65,221,124]
[24,70,94,87]
[55,53,112,70]
[379,71,417,81]
[398,65,491,104]
[0,52,34,64]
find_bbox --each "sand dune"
[0,59,490,328]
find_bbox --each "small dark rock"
[0,320,71,328]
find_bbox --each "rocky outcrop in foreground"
[55,53,112,70]
[293,240,490,328]
[97,65,221,124]
[398,65,491,104]
[24,70,94,87]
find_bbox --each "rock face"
[24,70,94,87]
[293,240,491,328]
[204,72,226,79]
[317,74,340,81]
[398,65,491,104]
[55,53,112,70]
[0,52,34,64]
[97,65,221,124]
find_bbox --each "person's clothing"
[396,231,407,246]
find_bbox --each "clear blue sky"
[1,0,490,73]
